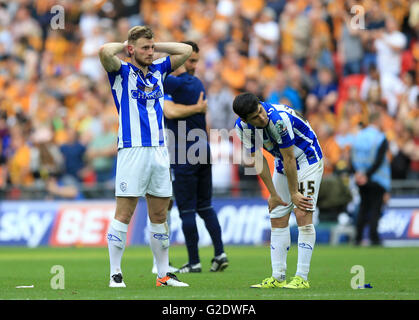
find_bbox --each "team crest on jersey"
[120,182,127,192]
[275,120,288,136]
[263,139,274,151]
[137,83,159,92]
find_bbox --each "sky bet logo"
[0,206,54,247]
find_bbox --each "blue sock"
[197,207,224,257]
[180,211,200,264]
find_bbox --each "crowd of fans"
[0,0,418,202]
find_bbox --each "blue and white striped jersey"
[235,102,323,174]
[107,56,171,149]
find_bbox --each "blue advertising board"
[0,197,418,247]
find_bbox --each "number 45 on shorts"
[298,180,315,196]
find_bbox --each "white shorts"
[270,159,324,218]
[115,146,172,198]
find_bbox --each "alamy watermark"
[50,265,65,289]
[350,5,365,30]
[50,5,65,30]
[164,124,265,175]
[350,265,365,289]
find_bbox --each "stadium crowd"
[0,0,418,206]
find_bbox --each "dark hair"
[182,41,199,53]
[232,92,259,119]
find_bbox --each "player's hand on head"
[268,194,288,212]
[123,40,131,57]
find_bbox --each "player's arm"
[249,149,288,212]
[235,125,286,211]
[280,145,314,212]
[164,92,207,119]
[154,42,192,71]
[98,41,127,73]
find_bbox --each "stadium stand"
[0,0,418,216]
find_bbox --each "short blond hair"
[127,26,154,44]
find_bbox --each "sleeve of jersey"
[154,56,172,80]
[107,60,127,87]
[270,112,295,149]
[235,123,256,153]
[164,94,173,102]
[107,59,126,77]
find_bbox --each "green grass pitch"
[0,245,418,300]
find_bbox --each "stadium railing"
[0,179,417,200]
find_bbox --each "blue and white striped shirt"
[107,56,171,149]
[235,102,323,174]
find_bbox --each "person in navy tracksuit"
[163,41,228,273]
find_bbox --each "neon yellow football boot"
[250,277,286,288]
[283,276,310,289]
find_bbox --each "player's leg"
[367,183,385,245]
[107,196,138,287]
[152,198,178,273]
[251,214,291,288]
[196,163,227,272]
[285,160,323,289]
[269,171,293,283]
[355,185,370,245]
[270,214,292,280]
[147,147,188,287]
[289,207,315,289]
[251,171,292,288]
[146,193,171,277]
[147,194,188,287]
[172,165,202,273]
[109,146,148,287]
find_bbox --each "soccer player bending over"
[233,92,324,289]
[99,26,192,288]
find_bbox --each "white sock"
[107,218,128,278]
[271,226,290,282]
[149,222,169,278]
[296,224,316,281]
[153,209,172,269]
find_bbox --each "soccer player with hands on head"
[99,25,192,288]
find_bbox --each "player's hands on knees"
[268,194,288,212]
[291,192,314,212]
